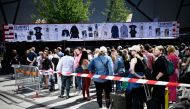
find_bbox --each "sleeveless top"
[134,58,145,73]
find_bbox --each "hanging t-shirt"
[129,25,137,38]
[94,24,99,38]
[62,29,70,37]
[70,25,79,39]
[101,24,110,39]
[88,26,93,37]
[34,27,42,40]
[139,25,144,38]
[148,26,152,37]
[155,28,161,36]
[82,30,87,39]
[120,25,128,38]
[111,25,119,38]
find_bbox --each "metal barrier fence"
[12,64,40,97]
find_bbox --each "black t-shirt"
[52,57,59,71]
[70,26,79,38]
[34,27,42,40]
[111,25,119,38]
[62,29,70,37]
[152,56,169,81]
[42,58,52,70]
[129,25,137,37]
[134,58,145,73]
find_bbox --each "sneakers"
[58,95,64,98]
[75,90,82,95]
[66,96,70,99]
[58,95,70,99]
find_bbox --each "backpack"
[165,59,175,75]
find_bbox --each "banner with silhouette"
[3,21,179,42]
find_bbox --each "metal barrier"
[12,64,40,98]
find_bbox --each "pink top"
[143,51,154,70]
[74,53,82,69]
[167,53,179,69]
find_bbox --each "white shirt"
[56,55,74,75]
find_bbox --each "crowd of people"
[10,43,190,109]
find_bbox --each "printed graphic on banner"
[3,21,179,42]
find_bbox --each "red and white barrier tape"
[40,70,190,87]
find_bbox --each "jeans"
[76,76,82,91]
[61,75,72,97]
[49,75,55,91]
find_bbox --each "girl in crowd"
[127,45,146,109]
[110,48,125,91]
[76,50,91,100]
[42,51,54,90]
[167,45,179,104]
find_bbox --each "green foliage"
[33,0,92,23]
[103,0,131,22]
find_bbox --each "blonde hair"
[167,45,175,54]
[155,46,164,53]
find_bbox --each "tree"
[103,0,131,22]
[32,0,92,23]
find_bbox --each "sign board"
[3,22,179,42]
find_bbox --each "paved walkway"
[0,74,99,109]
[1,74,180,109]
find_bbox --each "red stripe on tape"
[146,80,157,85]
[166,82,180,87]
[66,72,72,75]
[99,75,107,79]
[87,74,93,78]
[113,76,122,81]
[76,73,82,77]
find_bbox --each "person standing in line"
[77,50,91,100]
[142,44,155,72]
[88,46,114,109]
[57,49,74,99]
[42,52,54,90]
[167,45,179,104]
[51,49,60,85]
[74,47,82,95]
[27,47,37,66]
[127,45,146,109]
[152,46,169,109]
[57,47,64,58]
[110,48,125,92]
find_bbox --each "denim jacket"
[88,54,114,83]
[113,56,125,74]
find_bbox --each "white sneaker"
[78,90,82,95]
[74,90,82,95]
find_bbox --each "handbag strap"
[98,56,109,74]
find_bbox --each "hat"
[117,46,122,50]
[99,46,107,53]
[129,45,141,52]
